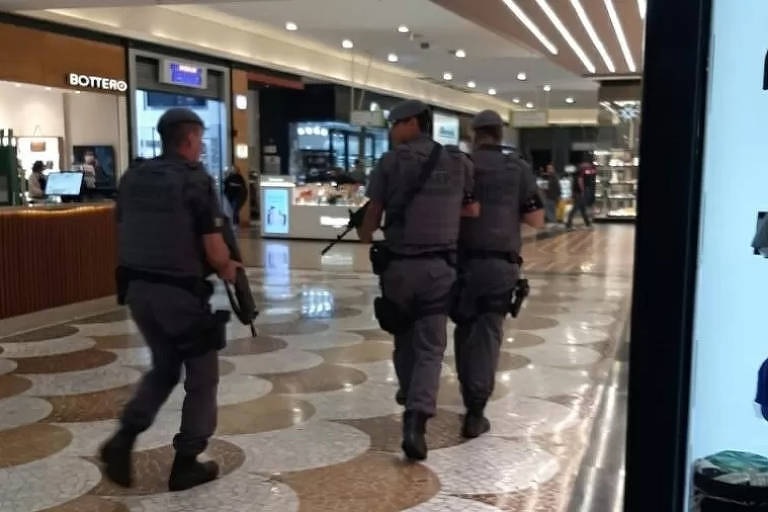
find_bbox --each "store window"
[134,90,226,184]
[0,81,125,203]
[686,0,768,509]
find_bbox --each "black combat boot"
[100,429,137,488]
[402,410,428,461]
[462,408,491,439]
[395,388,406,406]
[168,453,219,492]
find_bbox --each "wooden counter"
[0,203,117,319]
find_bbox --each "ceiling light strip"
[535,0,595,73]
[637,0,646,20]
[569,0,615,72]
[500,0,558,55]
[604,0,637,72]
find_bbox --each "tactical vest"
[118,158,207,278]
[459,149,523,253]
[385,141,465,251]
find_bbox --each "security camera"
[420,42,430,50]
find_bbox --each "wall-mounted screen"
[433,112,460,146]
[160,60,207,89]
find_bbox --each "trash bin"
[693,451,768,511]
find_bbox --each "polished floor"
[0,225,633,512]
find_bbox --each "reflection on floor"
[0,226,633,512]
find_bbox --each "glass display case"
[593,149,638,220]
[289,121,388,183]
[259,176,380,241]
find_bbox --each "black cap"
[388,100,429,123]
[157,108,204,135]
[472,110,504,129]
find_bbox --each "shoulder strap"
[386,142,443,228]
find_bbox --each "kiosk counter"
[0,203,117,319]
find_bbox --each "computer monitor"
[45,172,83,197]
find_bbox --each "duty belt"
[461,249,522,265]
[116,266,211,305]
[388,250,456,261]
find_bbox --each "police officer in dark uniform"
[100,108,241,491]
[453,109,544,438]
[357,100,477,460]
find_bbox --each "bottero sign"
[68,73,128,92]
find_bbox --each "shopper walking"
[566,161,593,229]
[544,163,561,224]
[223,166,247,225]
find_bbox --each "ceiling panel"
[429,0,645,76]
[209,0,597,108]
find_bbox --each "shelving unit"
[594,165,638,222]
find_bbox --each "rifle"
[221,219,259,337]
[320,202,370,255]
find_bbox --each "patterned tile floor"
[0,226,633,512]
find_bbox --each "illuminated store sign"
[161,60,207,89]
[68,73,128,92]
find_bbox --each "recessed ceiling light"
[75,91,81,95]
[526,101,534,109]
[285,21,298,31]
[565,96,575,104]
[535,0,596,73]
[513,97,521,104]
[443,72,453,81]
[488,88,497,96]
[570,0,616,72]
[604,0,637,72]
[454,49,467,58]
[45,87,52,91]
[467,80,477,89]
[387,53,399,63]
[342,39,354,49]
[14,83,21,88]
[517,72,527,81]
[543,84,552,92]
[398,25,409,33]
[501,0,558,55]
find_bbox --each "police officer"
[357,100,476,460]
[100,108,240,491]
[452,110,544,438]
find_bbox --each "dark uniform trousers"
[453,258,519,411]
[120,281,219,456]
[380,258,455,417]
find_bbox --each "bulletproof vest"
[460,148,524,254]
[385,139,465,250]
[118,157,206,278]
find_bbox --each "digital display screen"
[262,188,290,235]
[162,60,206,89]
[433,112,460,146]
[45,172,83,196]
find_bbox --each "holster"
[173,309,231,359]
[373,296,413,335]
[369,242,391,276]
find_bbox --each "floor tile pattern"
[0,227,633,511]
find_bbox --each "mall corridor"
[0,226,632,512]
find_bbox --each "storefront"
[128,48,231,190]
[0,22,128,205]
[625,1,768,510]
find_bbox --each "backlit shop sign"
[68,73,128,92]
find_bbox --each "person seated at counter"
[27,161,46,200]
